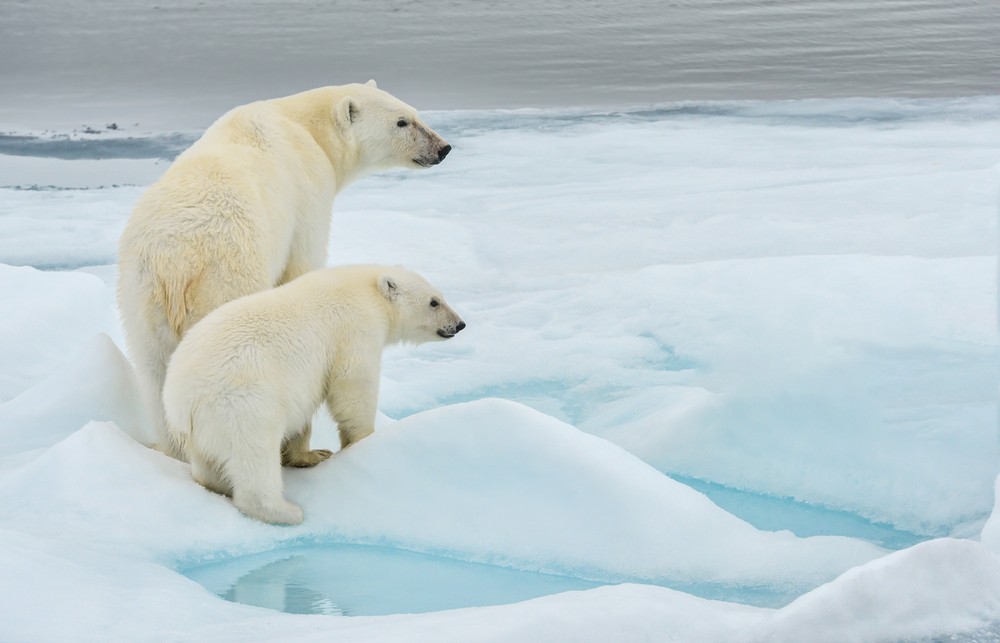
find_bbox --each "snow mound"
[0,400,881,595]
[982,475,1000,556]
[291,398,883,591]
[0,333,145,461]
[757,538,1000,643]
[0,265,117,401]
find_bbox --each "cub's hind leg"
[190,452,232,496]
[224,428,304,525]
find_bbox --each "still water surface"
[1,0,998,127]
[183,543,604,616]
[182,540,806,615]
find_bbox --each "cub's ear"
[336,96,357,126]
[365,79,378,88]
[378,274,398,300]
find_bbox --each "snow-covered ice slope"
[337,99,998,536]
[1,97,998,640]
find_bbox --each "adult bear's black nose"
[455,321,466,332]
[438,145,452,162]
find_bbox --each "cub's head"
[336,80,451,170]
[378,267,465,344]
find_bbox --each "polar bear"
[162,264,465,525]
[118,81,450,459]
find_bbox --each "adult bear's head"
[335,80,451,170]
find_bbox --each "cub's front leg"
[326,371,378,450]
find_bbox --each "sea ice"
[0,97,998,640]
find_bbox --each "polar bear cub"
[162,265,465,525]
[118,81,450,461]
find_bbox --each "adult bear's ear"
[336,97,357,127]
[365,79,377,88]
[378,275,398,300]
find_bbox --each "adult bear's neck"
[270,87,364,194]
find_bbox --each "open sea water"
[1,0,998,128]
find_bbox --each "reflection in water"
[185,544,602,616]
[183,542,814,615]
[220,555,346,616]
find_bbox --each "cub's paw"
[282,448,333,468]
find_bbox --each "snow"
[982,475,1000,556]
[0,333,145,463]
[1,97,999,641]
[759,538,1000,643]
[0,265,120,401]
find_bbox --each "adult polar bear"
[118,81,450,459]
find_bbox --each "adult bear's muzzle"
[438,320,466,338]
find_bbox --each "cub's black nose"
[455,321,466,332]
[438,145,452,162]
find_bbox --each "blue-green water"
[182,477,926,617]
[183,543,603,617]
[675,475,926,550]
[182,540,810,616]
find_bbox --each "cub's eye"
[397,119,408,127]
[430,299,439,308]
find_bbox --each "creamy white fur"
[162,264,465,525]
[118,82,450,459]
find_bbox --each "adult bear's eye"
[430,299,439,308]
[397,119,408,127]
